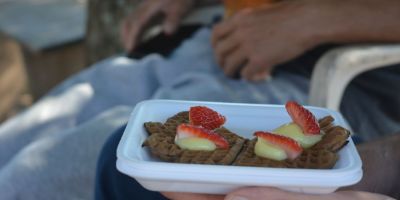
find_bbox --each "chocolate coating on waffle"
[311,120,350,153]
[143,112,246,165]
[233,139,338,169]
[143,113,349,169]
[234,115,348,169]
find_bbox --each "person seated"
[0,0,399,199]
[95,0,400,199]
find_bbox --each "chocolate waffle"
[233,115,348,169]
[143,112,246,165]
[233,139,338,169]
[143,112,349,169]
[311,118,350,153]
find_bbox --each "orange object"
[223,0,282,17]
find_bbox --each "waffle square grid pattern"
[142,112,350,169]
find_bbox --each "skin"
[121,0,220,52]
[121,0,195,51]
[163,188,395,200]
[212,2,317,80]
[226,188,395,200]
[345,134,400,198]
[122,0,400,199]
[211,0,400,81]
[162,135,400,200]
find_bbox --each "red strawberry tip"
[189,106,226,130]
[285,101,321,135]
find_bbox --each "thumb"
[225,187,305,200]
[163,11,181,35]
[163,5,187,35]
[162,192,224,200]
[123,2,164,51]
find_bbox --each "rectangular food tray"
[117,100,363,194]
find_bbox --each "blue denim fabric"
[95,124,168,200]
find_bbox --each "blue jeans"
[94,124,168,200]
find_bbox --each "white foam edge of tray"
[116,100,363,194]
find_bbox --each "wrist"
[307,0,360,44]
[278,0,340,50]
[304,0,400,44]
[297,0,344,47]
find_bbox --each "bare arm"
[311,0,400,44]
[345,134,400,199]
[212,0,400,81]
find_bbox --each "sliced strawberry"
[254,131,303,160]
[189,106,226,130]
[176,124,229,149]
[285,101,320,135]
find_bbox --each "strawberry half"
[285,101,320,135]
[189,106,226,130]
[176,124,229,149]
[254,131,303,160]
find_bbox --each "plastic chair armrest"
[309,44,400,110]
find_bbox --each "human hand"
[121,0,195,51]
[161,192,223,200]
[211,0,323,81]
[225,187,395,200]
[162,187,395,200]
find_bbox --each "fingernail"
[226,195,248,200]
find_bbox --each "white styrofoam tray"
[117,100,363,194]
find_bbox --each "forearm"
[345,134,400,199]
[309,0,400,45]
